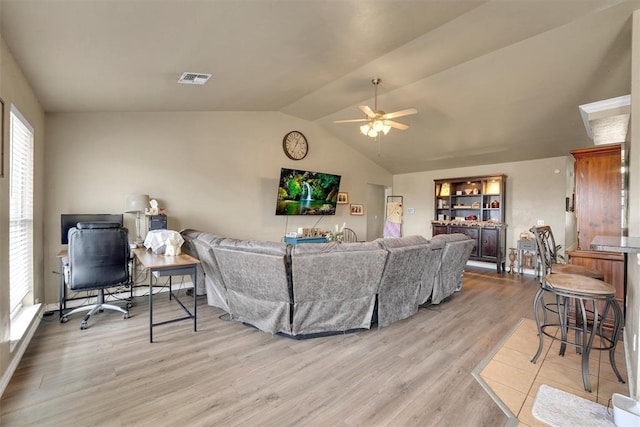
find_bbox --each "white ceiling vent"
[177,72,212,85]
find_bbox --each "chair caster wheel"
[80,321,88,330]
[60,317,68,324]
[126,302,133,309]
[123,312,129,319]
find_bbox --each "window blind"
[9,105,34,316]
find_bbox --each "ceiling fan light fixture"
[334,78,417,140]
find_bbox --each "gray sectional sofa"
[181,229,474,337]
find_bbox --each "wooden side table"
[133,248,200,343]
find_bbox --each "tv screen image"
[276,168,341,215]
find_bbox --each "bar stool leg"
[580,298,595,393]
[531,287,545,364]
[609,299,625,384]
[558,294,569,357]
[574,298,582,356]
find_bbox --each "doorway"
[366,183,387,241]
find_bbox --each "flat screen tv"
[275,168,341,215]
[60,213,124,244]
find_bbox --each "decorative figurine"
[508,248,517,274]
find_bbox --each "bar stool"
[531,273,624,392]
[529,224,604,349]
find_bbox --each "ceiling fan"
[334,78,417,139]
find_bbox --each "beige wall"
[393,157,570,252]
[626,9,640,401]
[43,111,392,304]
[0,37,45,390]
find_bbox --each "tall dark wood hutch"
[432,175,507,273]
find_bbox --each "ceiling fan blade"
[382,108,417,120]
[385,120,409,130]
[334,118,369,124]
[359,105,376,118]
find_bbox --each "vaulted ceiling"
[1,0,637,173]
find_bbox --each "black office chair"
[342,227,358,243]
[61,222,131,329]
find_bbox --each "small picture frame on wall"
[337,192,349,204]
[350,204,364,216]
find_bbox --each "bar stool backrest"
[530,225,560,277]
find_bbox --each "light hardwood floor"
[1,267,538,426]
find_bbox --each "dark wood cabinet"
[481,227,499,259]
[450,226,479,257]
[433,225,448,236]
[568,145,625,318]
[432,175,507,272]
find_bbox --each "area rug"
[532,384,614,426]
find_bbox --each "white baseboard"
[466,260,538,276]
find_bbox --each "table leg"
[149,270,154,343]
[59,258,65,321]
[193,266,197,332]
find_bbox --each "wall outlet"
[407,208,415,214]
[536,219,544,226]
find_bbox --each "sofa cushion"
[214,238,292,334]
[376,235,429,249]
[197,232,226,247]
[180,229,229,309]
[419,238,444,304]
[431,233,474,304]
[375,236,437,327]
[193,232,228,307]
[290,241,387,335]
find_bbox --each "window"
[9,105,34,318]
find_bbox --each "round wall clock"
[282,131,308,160]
